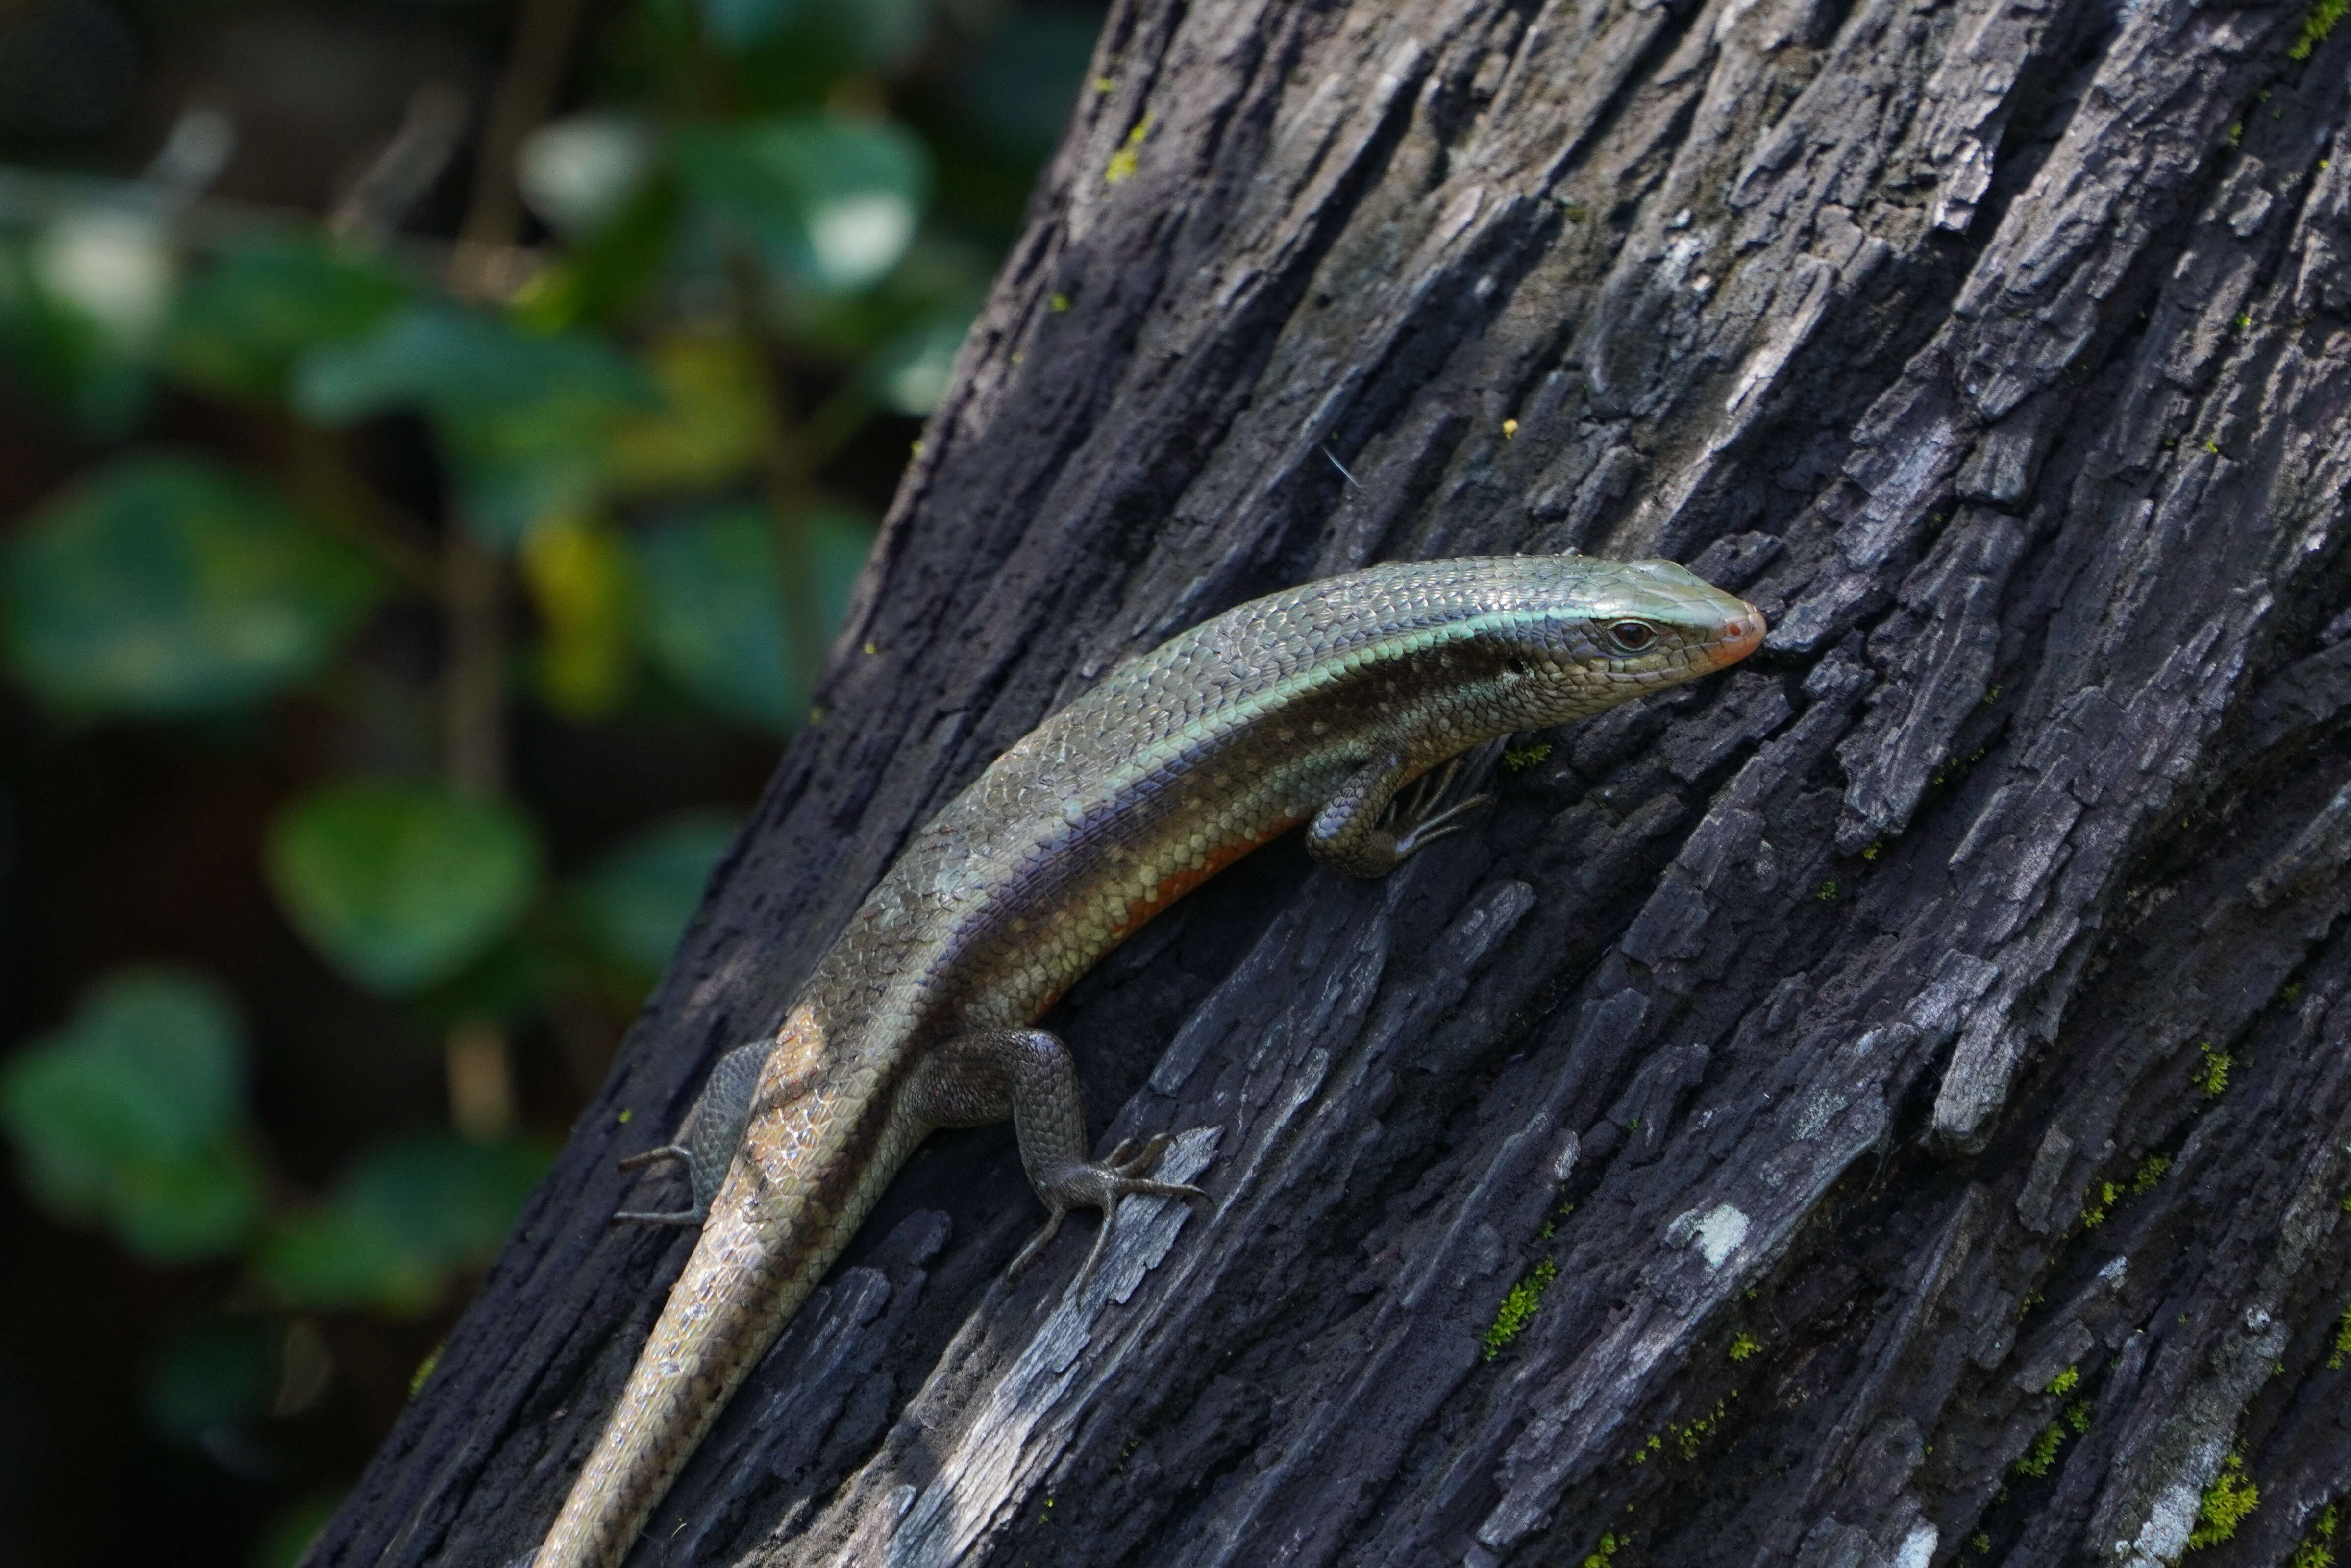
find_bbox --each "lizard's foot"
[1384,758,1493,860]
[614,1144,704,1225]
[1009,1132,1209,1289]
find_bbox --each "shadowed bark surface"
[314,0,2351,1564]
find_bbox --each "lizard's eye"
[1605,620,1657,654]
[1506,657,1531,676]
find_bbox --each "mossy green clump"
[1482,1258,1559,1361]
[1816,880,1838,901]
[2327,1304,2351,1371]
[1729,1331,1763,1362]
[2014,1421,2067,1477]
[2290,0,2346,58]
[2081,1155,2171,1228]
[2289,1502,2338,1568]
[2047,1366,2080,1396]
[1103,115,1153,185]
[2066,1400,2094,1435]
[1583,1531,1624,1568]
[2190,1451,2260,1549]
[1502,741,1552,772]
[2194,1041,2232,1098]
[1669,1394,1734,1459]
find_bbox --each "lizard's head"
[1482,556,1766,727]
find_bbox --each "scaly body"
[535,555,1765,1566]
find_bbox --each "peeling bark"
[315,1,2351,1565]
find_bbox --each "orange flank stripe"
[1029,817,1298,1018]
[1143,823,1287,920]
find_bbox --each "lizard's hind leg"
[610,1039,774,1226]
[905,1028,1208,1290]
[613,1146,704,1226]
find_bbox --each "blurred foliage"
[0,969,266,1262]
[571,809,744,978]
[1,454,380,714]
[0,0,1098,1558]
[266,783,544,994]
[634,499,873,728]
[259,1134,552,1314]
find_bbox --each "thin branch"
[450,0,594,302]
[330,82,470,246]
[434,0,597,1141]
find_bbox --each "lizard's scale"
[534,555,1765,1567]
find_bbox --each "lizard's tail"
[534,1068,896,1568]
[533,1194,825,1568]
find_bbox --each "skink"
[534,553,1766,1566]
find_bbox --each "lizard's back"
[815,552,1663,1046]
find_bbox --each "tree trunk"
[314,0,2351,1563]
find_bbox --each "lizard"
[531,552,1767,1567]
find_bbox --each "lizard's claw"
[1385,758,1494,860]
[1010,1132,1208,1291]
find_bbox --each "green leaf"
[697,0,926,61]
[508,181,682,335]
[0,237,149,436]
[259,1134,550,1313]
[866,308,972,415]
[0,968,266,1261]
[292,305,656,547]
[599,331,767,497]
[337,1133,549,1266]
[291,304,642,419]
[267,783,543,994]
[162,239,408,400]
[110,1140,274,1260]
[0,454,377,716]
[145,1315,279,1446]
[572,811,740,974]
[633,503,873,731]
[520,514,637,719]
[259,1207,436,1315]
[672,116,930,292]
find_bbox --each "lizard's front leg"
[1305,753,1493,877]
[904,1029,1206,1287]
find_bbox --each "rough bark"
[315,0,2351,1565]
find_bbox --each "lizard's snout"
[1711,602,1767,667]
